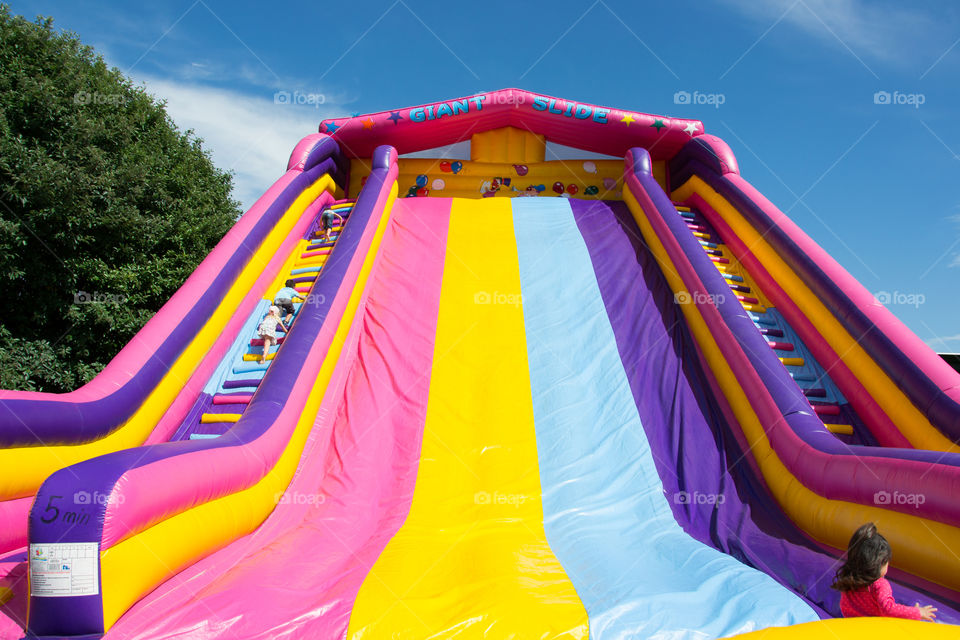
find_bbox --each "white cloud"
[926,333,960,351]
[949,213,960,267]
[137,76,343,211]
[719,0,942,66]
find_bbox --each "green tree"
[0,5,241,391]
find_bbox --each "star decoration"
[621,113,635,126]
[650,118,665,132]
[683,122,699,136]
[324,121,340,133]
[388,111,403,125]
[362,118,375,130]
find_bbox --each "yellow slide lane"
[346,198,588,638]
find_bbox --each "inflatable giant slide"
[1,89,959,639]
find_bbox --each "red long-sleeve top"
[840,578,922,620]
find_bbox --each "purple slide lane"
[569,198,960,621]
[107,197,450,640]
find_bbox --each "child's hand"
[915,603,937,621]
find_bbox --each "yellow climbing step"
[199,413,242,424]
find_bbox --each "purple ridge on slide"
[571,197,830,616]
[0,149,343,447]
[670,141,960,443]
[23,147,395,639]
[570,197,960,621]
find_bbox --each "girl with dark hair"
[832,523,937,621]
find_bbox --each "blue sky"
[9,0,960,350]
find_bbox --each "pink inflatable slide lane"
[106,198,449,639]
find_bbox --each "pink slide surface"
[108,197,450,639]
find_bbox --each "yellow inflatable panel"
[350,157,625,200]
[346,198,589,638]
[470,126,546,163]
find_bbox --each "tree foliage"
[0,5,241,391]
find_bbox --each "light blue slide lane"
[511,198,818,639]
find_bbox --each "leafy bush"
[0,5,241,391]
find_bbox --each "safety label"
[29,543,99,597]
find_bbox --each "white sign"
[29,543,99,597]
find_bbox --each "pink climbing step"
[767,341,795,351]
[812,403,841,416]
[212,394,252,405]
